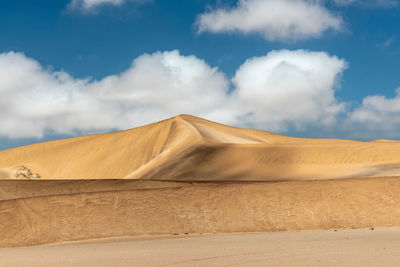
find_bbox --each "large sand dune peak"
[1,114,400,180]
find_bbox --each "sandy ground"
[1,228,400,267]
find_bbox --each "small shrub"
[15,166,41,180]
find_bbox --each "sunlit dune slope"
[1,114,400,180]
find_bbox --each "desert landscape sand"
[2,177,400,247]
[2,228,400,267]
[1,115,400,265]
[1,114,400,180]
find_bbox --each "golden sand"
[1,115,400,256]
[1,115,400,180]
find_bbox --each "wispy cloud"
[67,0,151,13]
[333,0,398,8]
[378,36,397,48]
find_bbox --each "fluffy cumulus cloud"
[0,51,229,138]
[345,88,400,139]
[68,0,149,11]
[196,0,343,41]
[0,49,349,139]
[0,52,90,138]
[232,50,347,131]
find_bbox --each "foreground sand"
[2,228,400,267]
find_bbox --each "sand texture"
[2,115,400,252]
[2,228,400,267]
[2,178,400,247]
[1,115,400,180]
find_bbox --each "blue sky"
[1,0,400,150]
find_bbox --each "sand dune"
[2,115,400,249]
[1,114,400,180]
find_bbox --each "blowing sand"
[1,228,400,267]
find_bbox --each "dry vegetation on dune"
[1,115,400,248]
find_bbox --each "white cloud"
[0,49,348,139]
[0,51,229,138]
[196,0,343,41]
[232,50,347,131]
[345,88,400,139]
[68,0,149,12]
